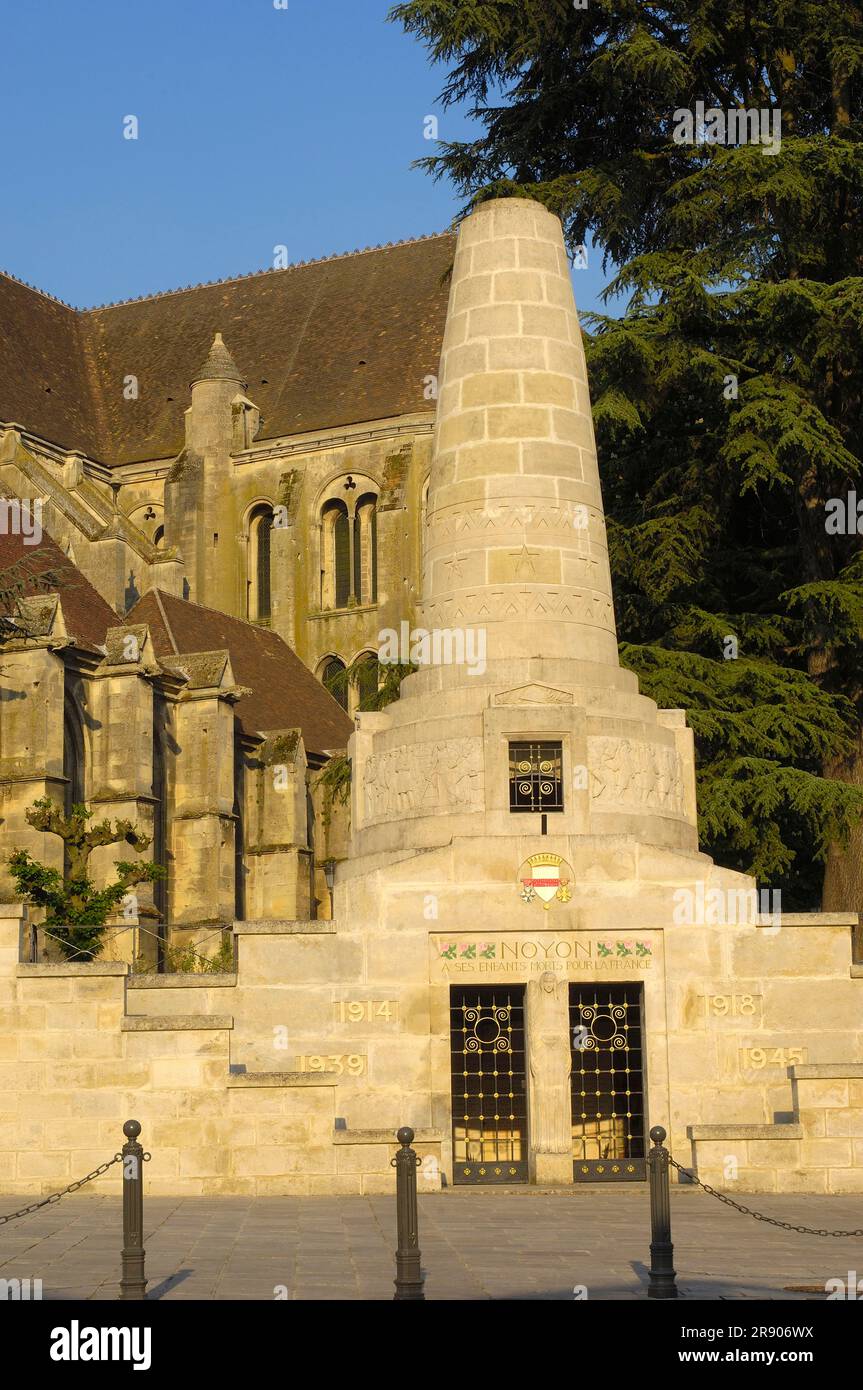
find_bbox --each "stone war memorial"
[1,197,862,1203]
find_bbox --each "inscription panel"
[432,934,656,981]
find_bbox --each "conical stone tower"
[350,198,700,861]
[420,196,617,668]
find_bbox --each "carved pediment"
[494,684,573,706]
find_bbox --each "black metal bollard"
[119,1120,147,1301]
[392,1126,425,1301]
[647,1125,677,1299]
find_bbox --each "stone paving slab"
[1,1187,861,1300]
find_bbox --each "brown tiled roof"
[0,275,97,459]
[0,528,118,647]
[0,233,455,466]
[127,589,352,755]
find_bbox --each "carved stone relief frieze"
[588,736,685,816]
[363,737,483,823]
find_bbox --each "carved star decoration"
[510,544,538,577]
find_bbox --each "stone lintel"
[121,1014,233,1031]
[687,1124,803,1141]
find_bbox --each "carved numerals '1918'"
[740,1046,806,1070]
[295,1054,367,1076]
[335,1000,397,1024]
[701,993,761,1018]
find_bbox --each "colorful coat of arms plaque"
[517,852,573,909]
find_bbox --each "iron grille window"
[509,741,563,813]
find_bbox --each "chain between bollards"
[119,1119,148,1301]
[647,1125,677,1299]
[391,1126,425,1301]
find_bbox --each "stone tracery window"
[319,483,378,611]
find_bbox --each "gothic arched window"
[353,493,377,605]
[63,690,85,881]
[353,651,379,712]
[321,501,350,610]
[151,701,169,941]
[320,656,348,711]
[63,692,85,815]
[248,504,274,623]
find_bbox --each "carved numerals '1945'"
[295,1054,366,1076]
[335,1000,397,1024]
[740,1046,806,1070]
[701,993,761,1019]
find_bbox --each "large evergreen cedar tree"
[391,0,863,908]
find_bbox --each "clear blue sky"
[0,0,614,317]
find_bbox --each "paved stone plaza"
[1,1188,861,1300]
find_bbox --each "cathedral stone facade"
[0,201,861,1197]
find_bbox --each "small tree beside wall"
[8,798,166,960]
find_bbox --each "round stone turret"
[420,197,618,666]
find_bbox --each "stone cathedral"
[0,199,861,1198]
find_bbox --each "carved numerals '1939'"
[295,1054,367,1076]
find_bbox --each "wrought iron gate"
[450,986,528,1184]
[569,983,646,1181]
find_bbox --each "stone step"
[127,973,237,989]
[121,1013,233,1032]
[226,1070,337,1087]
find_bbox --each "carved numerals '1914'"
[335,1000,397,1024]
[740,1046,806,1070]
[295,1054,366,1076]
[701,993,762,1018]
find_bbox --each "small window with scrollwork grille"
[509,741,563,813]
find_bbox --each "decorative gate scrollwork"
[570,984,647,1181]
[450,988,528,1184]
